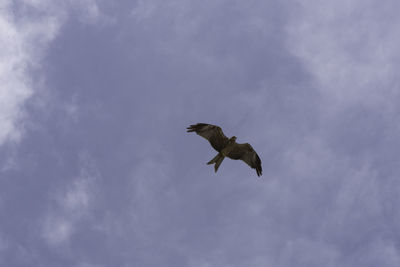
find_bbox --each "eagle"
[187,123,262,177]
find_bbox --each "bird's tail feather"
[207,154,225,173]
[214,157,224,173]
[207,153,221,164]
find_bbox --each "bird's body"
[187,123,262,177]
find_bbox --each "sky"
[1,0,400,266]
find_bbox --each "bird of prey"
[187,123,262,177]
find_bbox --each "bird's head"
[229,136,237,143]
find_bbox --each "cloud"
[0,0,108,148]
[281,2,400,265]
[41,152,99,246]
[0,1,49,145]
[42,217,73,245]
[286,0,400,109]
[2,0,399,266]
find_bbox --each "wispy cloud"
[0,0,109,148]
[286,0,400,109]
[3,0,400,266]
[41,152,99,246]
[0,1,56,145]
[281,1,400,265]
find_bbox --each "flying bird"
[187,123,262,177]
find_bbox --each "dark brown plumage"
[187,123,262,177]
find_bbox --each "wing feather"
[227,143,262,177]
[187,123,229,152]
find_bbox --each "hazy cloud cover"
[1,0,400,266]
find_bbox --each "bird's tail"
[207,153,225,173]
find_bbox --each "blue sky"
[1,0,400,266]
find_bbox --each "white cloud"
[42,217,73,245]
[0,2,34,144]
[286,0,400,110]
[283,3,400,264]
[42,152,99,246]
[0,0,108,147]
[0,0,64,145]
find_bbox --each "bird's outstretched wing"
[187,123,229,152]
[227,143,262,177]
